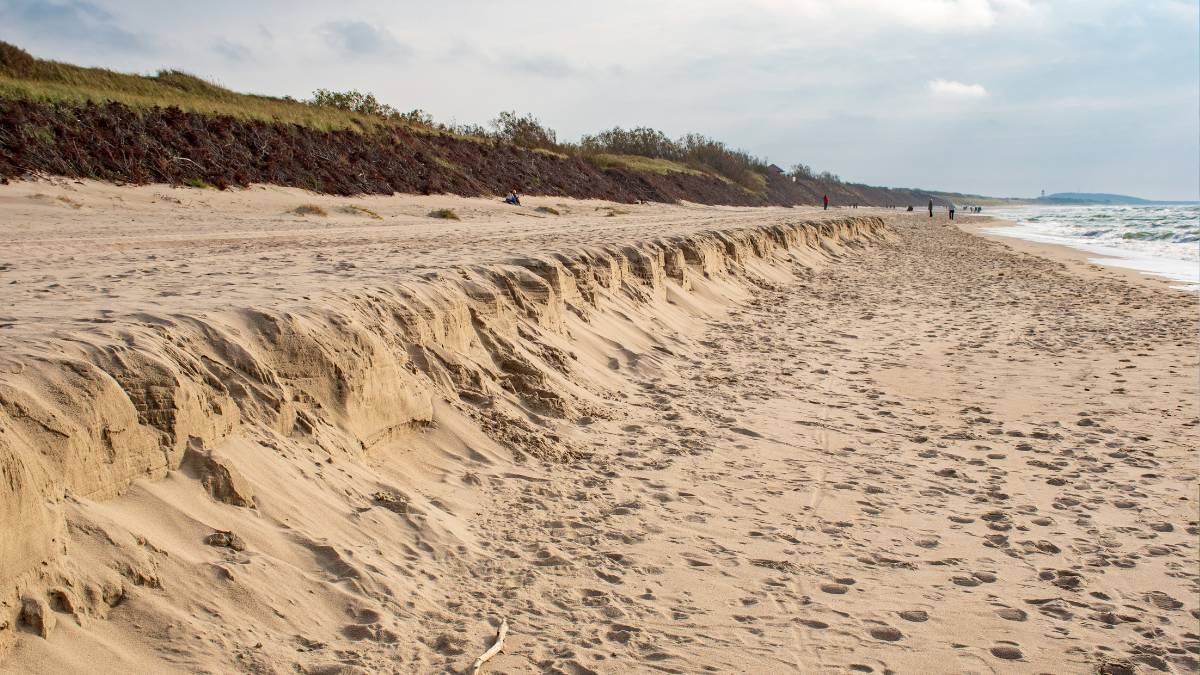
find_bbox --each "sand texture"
[0,181,1196,674]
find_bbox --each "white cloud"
[742,0,1038,33]
[928,79,989,98]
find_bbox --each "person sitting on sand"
[503,190,521,206]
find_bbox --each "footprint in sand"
[990,644,1024,660]
[1144,591,1183,611]
[995,607,1027,621]
[868,625,903,642]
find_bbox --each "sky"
[1,0,1197,200]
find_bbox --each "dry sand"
[0,180,1196,674]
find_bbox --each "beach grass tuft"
[292,204,328,216]
[341,205,383,220]
[535,206,560,215]
[182,177,215,190]
[428,208,460,220]
[586,153,708,177]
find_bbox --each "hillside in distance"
[1039,192,1199,205]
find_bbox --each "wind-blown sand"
[0,181,1196,674]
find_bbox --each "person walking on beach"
[949,203,956,220]
[823,194,829,210]
[928,198,934,218]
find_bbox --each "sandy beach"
[0,181,1196,674]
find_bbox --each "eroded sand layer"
[0,183,1196,674]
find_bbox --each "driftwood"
[470,619,508,675]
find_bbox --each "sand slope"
[0,182,1196,674]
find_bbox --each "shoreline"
[963,211,1199,291]
[0,188,1196,674]
[958,215,1199,294]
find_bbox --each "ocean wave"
[986,204,1200,286]
[1122,231,1176,241]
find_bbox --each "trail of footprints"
[409,218,1197,673]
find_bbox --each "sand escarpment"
[0,214,886,662]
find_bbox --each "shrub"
[578,126,768,192]
[489,111,558,150]
[678,133,767,192]
[580,127,682,161]
[292,204,328,216]
[305,89,435,129]
[395,109,434,127]
[442,121,490,139]
[788,163,815,179]
[428,208,459,220]
[308,89,396,117]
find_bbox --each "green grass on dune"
[0,41,409,132]
[586,154,766,195]
[586,153,709,177]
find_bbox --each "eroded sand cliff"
[0,182,886,671]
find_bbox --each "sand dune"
[0,181,1196,674]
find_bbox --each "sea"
[984,204,1200,289]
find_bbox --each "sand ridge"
[0,183,1196,674]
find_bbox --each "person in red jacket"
[823,194,829,210]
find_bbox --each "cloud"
[317,21,411,59]
[928,79,989,98]
[0,0,151,51]
[211,38,251,63]
[742,0,1039,33]
[507,53,577,79]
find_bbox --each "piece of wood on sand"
[470,618,508,674]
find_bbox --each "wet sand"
[0,182,1196,674]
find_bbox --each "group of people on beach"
[821,195,863,210]
[920,199,982,219]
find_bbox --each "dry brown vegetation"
[292,204,328,216]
